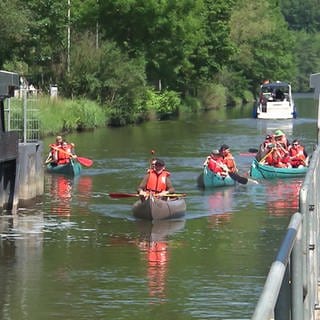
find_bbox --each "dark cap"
[265,135,272,140]
[292,139,299,145]
[154,159,165,167]
[219,144,230,152]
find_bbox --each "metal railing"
[4,88,40,143]
[251,145,320,319]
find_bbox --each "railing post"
[292,219,304,320]
[23,88,27,143]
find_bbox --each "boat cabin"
[254,81,296,119]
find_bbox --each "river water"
[0,95,318,320]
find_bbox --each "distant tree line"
[1,0,319,125]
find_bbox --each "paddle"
[75,157,93,167]
[50,144,93,167]
[228,172,248,185]
[44,152,53,164]
[108,192,186,199]
[215,162,249,185]
[259,147,275,163]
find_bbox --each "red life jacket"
[208,158,226,175]
[146,169,170,192]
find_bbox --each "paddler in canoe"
[137,158,175,198]
[134,158,186,220]
[200,144,249,186]
[203,149,229,177]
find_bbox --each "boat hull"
[132,196,186,220]
[46,160,82,177]
[198,166,235,188]
[254,81,296,119]
[249,159,308,179]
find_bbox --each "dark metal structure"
[0,70,19,213]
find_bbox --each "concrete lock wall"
[18,142,44,205]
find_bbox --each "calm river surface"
[0,95,318,320]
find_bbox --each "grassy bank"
[38,97,106,136]
[6,84,252,138]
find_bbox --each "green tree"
[96,0,206,93]
[65,32,148,125]
[192,0,236,80]
[24,0,68,85]
[228,0,296,94]
[280,0,320,32]
[294,31,320,91]
[0,0,31,68]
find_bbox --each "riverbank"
[8,85,257,141]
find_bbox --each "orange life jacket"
[50,143,59,159]
[265,149,289,168]
[288,145,305,160]
[288,145,306,167]
[223,153,237,173]
[57,146,71,165]
[275,137,289,149]
[146,169,170,192]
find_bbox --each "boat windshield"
[261,83,290,101]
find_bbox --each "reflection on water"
[0,214,44,320]
[250,179,302,216]
[256,119,294,136]
[48,175,93,216]
[49,175,72,216]
[206,188,233,227]
[136,220,185,301]
[265,180,301,216]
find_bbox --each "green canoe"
[249,159,308,179]
[197,166,236,188]
[46,159,82,177]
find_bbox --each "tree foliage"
[0,0,31,68]
[0,0,318,126]
[280,0,320,32]
[229,0,296,94]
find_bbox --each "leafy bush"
[198,83,227,110]
[156,90,181,119]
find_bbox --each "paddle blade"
[77,157,93,167]
[108,192,186,199]
[229,172,248,185]
[168,193,187,198]
[108,193,139,198]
